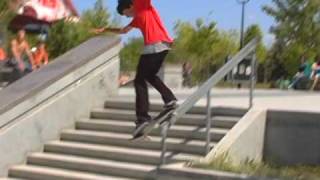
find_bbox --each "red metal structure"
[9,0,79,33]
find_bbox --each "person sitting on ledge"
[310,58,320,91]
[10,29,35,76]
[32,41,49,69]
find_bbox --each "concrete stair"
[7,99,245,179]
[9,165,134,180]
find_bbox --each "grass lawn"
[192,156,320,180]
[216,82,273,89]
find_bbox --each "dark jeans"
[134,50,177,124]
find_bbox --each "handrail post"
[155,38,258,164]
[249,53,256,109]
[160,122,169,165]
[205,89,212,154]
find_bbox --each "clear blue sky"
[74,0,275,46]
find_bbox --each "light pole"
[237,0,250,49]
[235,0,250,89]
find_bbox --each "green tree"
[81,0,110,29]
[244,24,267,63]
[47,21,90,58]
[0,0,16,48]
[172,18,238,82]
[0,0,10,20]
[119,37,144,71]
[263,0,320,78]
[48,0,112,58]
[244,24,268,82]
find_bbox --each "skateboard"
[131,107,176,140]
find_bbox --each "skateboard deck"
[131,108,175,140]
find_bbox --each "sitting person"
[182,62,193,88]
[0,46,7,71]
[0,47,6,61]
[299,55,312,78]
[289,66,309,90]
[276,76,290,90]
[10,29,35,74]
[32,41,49,69]
[310,60,320,91]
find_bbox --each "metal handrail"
[159,38,258,165]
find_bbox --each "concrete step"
[61,130,214,155]
[91,108,239,129]
[44,140,201,165]
[104,99,247,116]
[105,99,207,114]
[76,119,227,142]
[27,153,156,179]
[9,165,134,180]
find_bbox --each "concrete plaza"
[117,87,320,113]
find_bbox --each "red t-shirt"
[129,0,173,45]
[0,48,6,61]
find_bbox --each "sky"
[74,0,275,46]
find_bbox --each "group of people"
[0,29,49,82]
[289,56,320,91]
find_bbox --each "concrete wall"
[0,36,121,176]
[264,110,320,166]
[206,108,267,164]
[206,108,320,167]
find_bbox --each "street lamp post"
[235,0,250,89]
[237,0,250,49]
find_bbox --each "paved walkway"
[117,87,320,113]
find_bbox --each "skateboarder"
[94,0,177,138]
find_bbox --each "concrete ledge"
[264,110,320,165]
[0,36,121,176]
[206,108,267,164]
[0,36,120,128]
[157,163,277,180]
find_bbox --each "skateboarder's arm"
[93,25,133,35]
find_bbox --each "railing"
[159,38,258,165]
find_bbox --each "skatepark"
[0,36,318,179]
[1,0,320,178]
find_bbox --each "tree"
[172,18,238,82]
[119,37,144,71]
[244,24,268,82]
[0,0,10,20]
[81,0,110,29]
[0,0,16,48]
[48,0,112,58]
[47,21,90,58]
[244,25,267,63]
[263,0,320,77]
